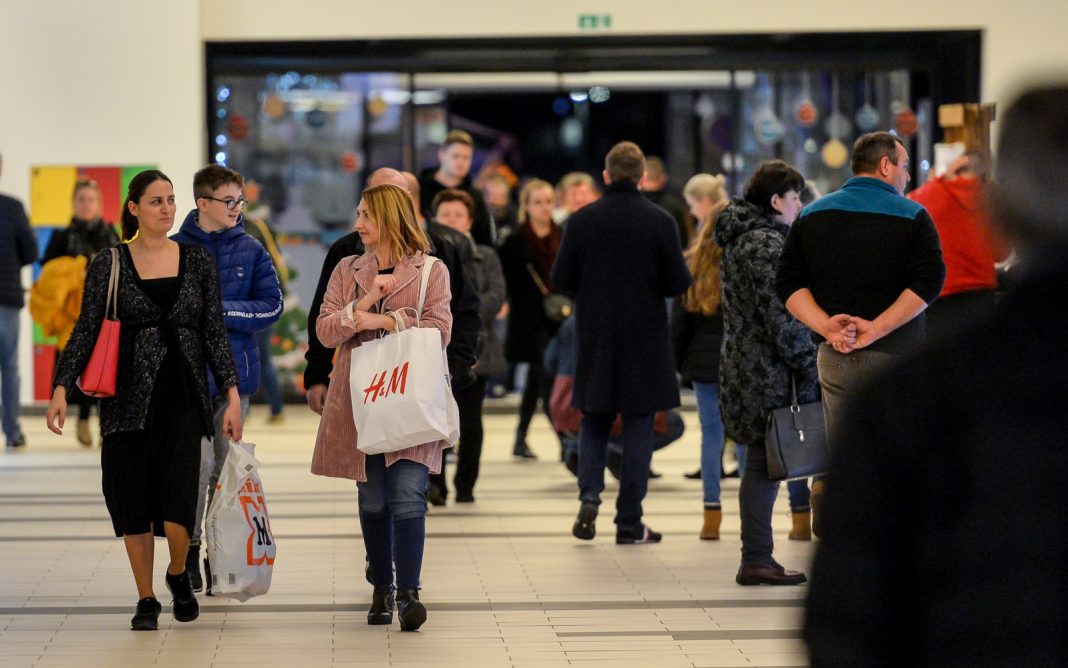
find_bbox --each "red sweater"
[909,176,1008,297]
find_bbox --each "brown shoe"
[699,508,722,540]
[788,511,812,541]
[76,420,92,447]
[810,480,827,539]
[736,562,807,586]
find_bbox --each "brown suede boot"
[788,511,812,541]
[700,508,722,540]
[810,480,826,539]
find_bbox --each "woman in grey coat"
[714,160,816,585]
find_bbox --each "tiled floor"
[1,404,814,667]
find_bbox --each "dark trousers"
[578,411,654,532]
[739,443,782,567]
[516,362,554,442]
[428,376,487,499]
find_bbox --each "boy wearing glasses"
[172,164,282,592]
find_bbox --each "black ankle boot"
[130,596,161,631]
[186,544,203,592]
[513,440,537,459]
[396,589,427,631]
[165,570,200,622]
[367,584,395,625]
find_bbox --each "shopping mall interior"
[2,1,1068,666]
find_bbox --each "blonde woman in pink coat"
[311,183,452,631]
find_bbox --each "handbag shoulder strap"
[106,247,120,321]
[415,255,438,325]
[525,263,551,296]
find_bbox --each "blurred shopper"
[243,179,290,425]
[39,178,120,446]
[672,173,729,539]
[47,170,242,630]
[805,84,1068,668]
[715,161,816,585]
[498,178,562,459]
[553,141,691,545]
[777,132,945,537]
[418,130,495,246]
[312,184,452,632]
[909,154,1010,343]
[426,189,507,503]
[482,173,518,242]
[0,152,38,449]
[644,156,693,246]
[172,165,282,592]
[553,172,599,224]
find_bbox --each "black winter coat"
[713,198,818,446]
[418,168,495,247]
[0,193,37,308]
[552,181,692,414]
[54,244,239,437]
[498,224,562,364]
[42,217,119,265]
[670,299,723,384]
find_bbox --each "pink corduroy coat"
[310,251,452,481]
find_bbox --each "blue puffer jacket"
[172,210,282,396]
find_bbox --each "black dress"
[100,271,202,538]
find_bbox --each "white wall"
[202,0,1068,112]
[0,0,202,405]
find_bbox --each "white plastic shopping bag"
[349,257,460,455]
[204,440,277,602]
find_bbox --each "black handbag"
[765,377,828,481]
[526,264,574,322]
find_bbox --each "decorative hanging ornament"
[306,107,327,129]
[227,113,250,140]
[341,151,360,172]
[368,97,388,118]
[820,74,849,169]
[856,102,881,131]
[821,139,849,169]
[824,111,852,140]
[795,72,819,128]
[752,73,785,146]
[895,108,918,138]
[264,93,286,119]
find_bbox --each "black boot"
[512,439,537,459]
[186,544,203,592]
[130,596,161,631]
[396,589,427,631]
[367,584,395,625]
[165,569,200,622]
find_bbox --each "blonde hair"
[682,174,729,316]
[361,184,430,265]
[518,178,554,224]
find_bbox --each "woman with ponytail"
[46,170,242,630]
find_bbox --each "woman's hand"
[223,387,244,442]
[367,274,396,302]
[46,387,68,435]
[354,311,397,333]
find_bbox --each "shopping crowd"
[2,83,1066,665]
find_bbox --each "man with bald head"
[304,167,480,417]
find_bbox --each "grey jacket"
[54,243,238,437]
[713,198,819,446]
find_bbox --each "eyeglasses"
[199,196,247,211]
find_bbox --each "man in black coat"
[552,141,691,545]
[303,168,480,414]
[804,85,1068,666]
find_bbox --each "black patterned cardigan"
[54,243,238,438]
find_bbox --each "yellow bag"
[29,255,87,350]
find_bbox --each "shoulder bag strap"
[106,248,120,321]
[415,256,437,326]
[525,263,551,297]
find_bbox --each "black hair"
[743,160,805,217]
[121,170,172,241]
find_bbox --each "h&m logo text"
[363,362,409,404]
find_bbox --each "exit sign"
[578,14,612,30]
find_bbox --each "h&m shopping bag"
[349,257,460,455]
[204,440,277,602]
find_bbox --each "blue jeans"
[578,411,654,533]
[357,455,429,591]
[735,444,811,511]
[693,382,725,507]
[256,328,284,416]
[0,306,23,444]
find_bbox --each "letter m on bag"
[363,362,409,404]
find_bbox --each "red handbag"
[77,248,121,398]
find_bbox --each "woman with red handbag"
[45,170,243,631]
